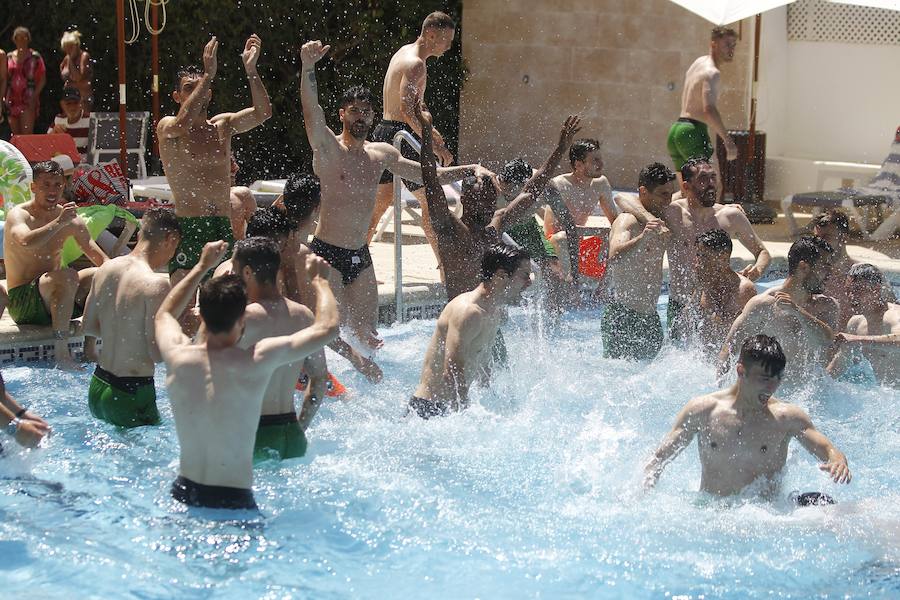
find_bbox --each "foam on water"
[1,306,898,598]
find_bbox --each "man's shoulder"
[684,391,721,415]
[769,399,811,428]
[591,175,612,190]
[612,211,638,229]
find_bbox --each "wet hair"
[246,207,293,239]
[638,162,675,191]
[32,160,64,179]
[569,138,600,167]
[711,27,738,40]
[499,158,532,187]
[738,334,786,377]
[140,208,181,243]
[339,85,374,110]
[787,235,833,274]
[60,30,82,51]
[198,275,247,334]
[680,157,711,183]
[480,243,530,282]
[13,27,30,42]
[233,237,281,285]
[282,172,321,225]
[174,65,203,90]
[696,228,732,254]
[813,209,850,234]
[847,263,886,287]
[422,11,456,33]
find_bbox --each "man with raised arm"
[408,244,532,418]
[601,163,675,361]
[646,335,851,501]
[155,242,339,511]
[82,209,181,428]
[827,264,900,387]
[717,236,838,386]
[158,34,271,284]
[414,102,581,300]
[3,161,107,370]
[667,27,739,175]
[367,11,458,249]
[299,40,485,353]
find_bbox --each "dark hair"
[422,11,456,33]
[813,209,850,234]
[696,228,732,254]
[174,65,203,90]
[282,173,321,225]
[680,157,711,182]
[480,243,530,282]
[569,138,600,167]
[787,235,833,275]
[638,162,675,191]
[711,27,738,40]
[738,334,786,377]
[847,263,885,286]
[32,160,64,178]
[198,274,247,334]
[233,237,281,285]
[246,207,293,239]
[499,158,532,187]
[339,85,374,110]
[140,208,181,242]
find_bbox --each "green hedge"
[1,0,463,183]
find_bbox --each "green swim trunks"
[601,301,663,360]
[88,366,160,428]
[254,413,307,461]
[168,215,234,274]
[507,217,557,260]
[7,279,52,326]
[666,117,714,169]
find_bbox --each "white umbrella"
[828,1,900,9]
[668,0,796,25]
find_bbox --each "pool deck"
[1,205,897,365]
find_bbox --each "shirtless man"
[367,12,457,249]
[601,163,675,360]
[231,237,327,461]
[717,236,838,385]
[646,334,851,500]
[828,264,900,387]
[812,210,856,329]
[666,27,739,177]
[156,241,339,510]
[543,138,618,281]
[299,40,484,352]
[82,209,181,427]
[689,228,757,353]
[408,244,532,418]
[158,34,271,283]
[3,161,107,369]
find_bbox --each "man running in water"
[667,27,739,176]
[158,34,271,284]
[602,163,675,360]
[408,244,532,418]
[83,208,181,427]
[646,334,851,500]
[811,210,856,329]
[367,12,457,250]
[299,40,485,353]
[156,242,339,510]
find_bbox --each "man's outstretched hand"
[300,41,330,69]
[558,115,582,150]
[203,36,218,79]
[242,34,262,73]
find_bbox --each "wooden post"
[116,0,128,172]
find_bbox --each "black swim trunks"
[308,237,373,285]
[791,491,836,506]
[170,475,258,510]
[407,395,450,419]
[371,119,423,192]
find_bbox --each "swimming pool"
[1,305,898,598]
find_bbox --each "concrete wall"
[458,0,752,189]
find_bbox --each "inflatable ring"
[0,140,33,219]
[296,372,347,397]
[578,236,607,279]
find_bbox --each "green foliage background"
[0,0,464,183]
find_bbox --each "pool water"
[1,305,899,598]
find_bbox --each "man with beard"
[717,236,838,386]
[158,35,272,285]
[828,264,900,387]
[299,40,486,354]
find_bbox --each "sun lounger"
[130,177,280,216]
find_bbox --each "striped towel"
[857,127,900,206]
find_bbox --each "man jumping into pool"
[299,40,486,354]
[667,27,739,177]
[158,34,271,288]
[645,334,851,500]
[156,242,339,510]
[408,243,532,418]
